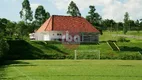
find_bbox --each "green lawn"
[0,60,142,80]
[100,31,142,41]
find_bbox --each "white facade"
[30,31,99,43]
[34,31,63,41]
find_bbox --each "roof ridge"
[52,15,82,18]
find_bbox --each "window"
[57,33,60,36]
[57,33,62,36]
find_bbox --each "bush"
[100,52,119,59]
[0,39,9,60]
[119,52,142,60]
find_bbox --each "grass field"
[0,60,142,80]
[100,31,142,40]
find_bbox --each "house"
[31,15,100,43]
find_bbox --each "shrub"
[119,52,142,60]
[0,40,9,60]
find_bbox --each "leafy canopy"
[86,5,102,27]
[20,0,33,23]
[35,5,50,27]
[67,1,81,17]
[123,12,130,34]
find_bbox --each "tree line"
[0,0,51,60]
[67,1,142,34]
[0,0,142,59]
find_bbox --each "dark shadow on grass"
[0,60,33,80]
[2,60,29,65]
[6,40,50,60]
[34,41,69,55]
[6,40,72,60]
[47,45,68,55]
[119,46,142,51]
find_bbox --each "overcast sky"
[0,0,142,22]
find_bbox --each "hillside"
[6,40,142,60]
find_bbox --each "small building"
[32,15,100,43]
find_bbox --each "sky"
[0,0,142,22]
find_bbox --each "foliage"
[34,5,50,28]
[20,0,33,23]
[86,5,102,27]
[117,22,124,30]
[134,20,141,33]
[0,39,9,59]
[102,19,116,31]
[123,12,129,34]
[5,21,17,39]
[128,20,135,30]
[67,1,81,17]
[0,18,9,34]
[16,21,28,39]
[0,18,9,60]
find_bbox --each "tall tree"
[34,5,50,28]
[67,1,81,17]
[86,5,102,27]
[135,20,141,33]
[20,0,33,23]
[123,12,130,34]
[0,18,9,36]
[0,18,9,59]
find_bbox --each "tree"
[123,12,130,34]
[0,18,9,33]
[140,19,142,30]
[86,5,102,27]
[28,21,38,33]
[67,1,81,17]
[135,20,141,33]
[102,19,110,29]
[102,19,116,31]
[34,5,50,28]
[0,18,9,59]
[20,0,33,23]
[129,20,135,30]
[6,21,16,39]
[117,22,124,30]
[16,21,28,39]
[110,19,116,32]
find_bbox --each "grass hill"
[6,39,142,60]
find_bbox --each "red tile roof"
[37,15,99,33]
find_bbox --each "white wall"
[34,31,99,42]
[35,31,63,41]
